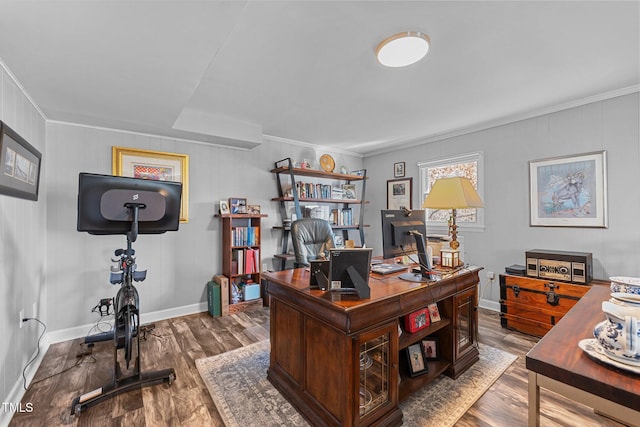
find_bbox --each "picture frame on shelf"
[406,342,429,377]
[0,121,42,201]
[529,150,608,228]
[112,146,189,222]
[404,307,430,333]
[219,200,230,214]
[427,303,441,322]
[342,184,357,199]
[247,204,261,214]
[394,161,405,178]
[421,337,438,360]
[351,169,366,177]
[229,197,247,214]
[387,177,412,210]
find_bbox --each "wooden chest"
[499,274,591,337]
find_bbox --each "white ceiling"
[0,1,638,156]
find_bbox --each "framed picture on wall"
[113,146,189,223]
[394,161,405,178]
[0,121,42,201]
[529,151,608,228]
[387,178,412,210]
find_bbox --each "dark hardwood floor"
[10,308,626,426]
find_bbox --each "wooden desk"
[526,284,640,426]
[263,266,481,426]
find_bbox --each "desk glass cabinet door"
[358,322,398,422]
[454,287,477,361]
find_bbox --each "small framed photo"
[247,204,261,214]
[351,169,366,177]
[403,307,430,333]
[428,303,441,323]
[406,342,429,377]
[334,235,344,248]
[421,338,438,360]
[229,197,247,214]
[219,200,230,214]
[394,161,405,178]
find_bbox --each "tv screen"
[77,173,182,235]
[381,210,427,259]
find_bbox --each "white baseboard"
[479,298,500,312]
[1,301,207,427]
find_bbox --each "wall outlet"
[262,263,268,272]
[486,271,495,281]
[19,310,24,328]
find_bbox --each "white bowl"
[610,276,640,295]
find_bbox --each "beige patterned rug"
[196,340,517,427]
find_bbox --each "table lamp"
[422,177,484,267]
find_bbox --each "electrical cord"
[21,318,46,390]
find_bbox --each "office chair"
[290,218,335,268]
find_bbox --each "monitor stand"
[399,272,431,283]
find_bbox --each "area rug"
[196,340,517,427]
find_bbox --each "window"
[418,152,484,231]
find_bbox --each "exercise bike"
[72,173,181,416]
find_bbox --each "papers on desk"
[370,263,408,275]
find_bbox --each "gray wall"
[45,124,364,332]
[363,92,639,309]
[0,65,47,418]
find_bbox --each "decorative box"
[243,283,261,301]
[404,307,430,333]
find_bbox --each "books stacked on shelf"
[231,248,260,275]
[232,226,259,246]
[295,181,333,199]
[331,208,354,226]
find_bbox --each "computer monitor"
[381,210,427,259]
[381,210,433,283]
[328,248,372,298]
[77,172,182,236]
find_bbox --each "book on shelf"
[331,187,344,199]
[232,226,259,246]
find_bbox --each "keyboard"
[370,263,408,275]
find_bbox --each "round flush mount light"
[375,31,431,67]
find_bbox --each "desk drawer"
[499,274,590,337]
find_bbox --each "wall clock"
[319,154,335,172]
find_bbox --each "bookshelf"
[219,213,267,311]
[271,157,368,270]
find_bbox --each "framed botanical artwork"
[0,121,42,201]
[529,151,607,228]
[387,177,412,210]
[406,342,429,377]
[229,197,247,214]
[394,161,405,178]
[112,146,189,223]
[421,338,438,360]
[219,200,230,214]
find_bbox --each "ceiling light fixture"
[376,31,431,67]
